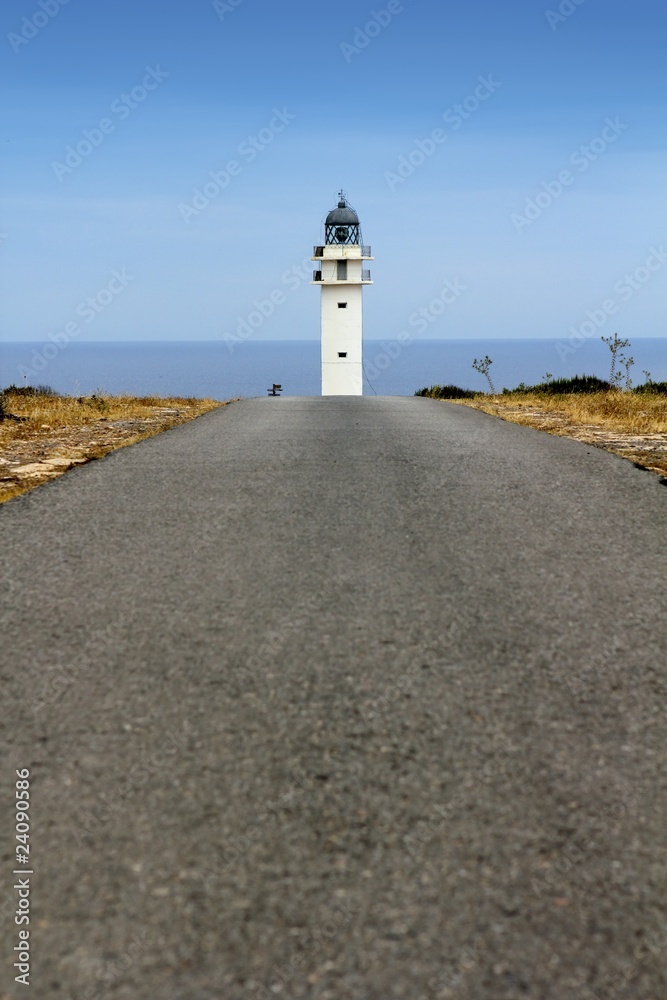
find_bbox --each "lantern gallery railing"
[312,245,372,257]
[313,270,372,282]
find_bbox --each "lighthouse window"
[338,302,348,309]
[338,352,348,358]
[337,260,348,280]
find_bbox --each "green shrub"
[1,384,61,397]
[415,385,479,399]
[503,375,611,395]
[633,381,667,395]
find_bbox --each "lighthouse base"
[321,362,363,396]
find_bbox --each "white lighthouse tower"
[312,192,373,395]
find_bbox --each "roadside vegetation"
[415,335,667,478]
[0,386,224,503]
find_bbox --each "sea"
[2,339,666,400]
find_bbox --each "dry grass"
[455,391,667,477]
[0,391,228,504]
[459,391,667,434]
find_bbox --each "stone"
[13,463,59,477]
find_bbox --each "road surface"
[1,396,666,1000]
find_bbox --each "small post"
[267,384,282,397]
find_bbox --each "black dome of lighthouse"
[325,191,361,245]
[325,200,359,227]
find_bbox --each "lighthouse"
[312,192,373,395]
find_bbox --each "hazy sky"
[2,0,665,343]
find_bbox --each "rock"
[13,463,60,477]
[43,458,78,468]
[12,457,88,477]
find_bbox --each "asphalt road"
[1,396,666,1000]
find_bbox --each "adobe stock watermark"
[556,246,667,362]
[72,725,189,847]
[213,0,245,20]
[221,253,313,350]
[70,929,149,1000]
[403,734,520,863]
[340,0,410,62]
[511,117,629,233]
[31,622,124,716]
[242,593,320,678]
[51,66,169,181]
[364,276,466,383]
[384,75,502,192]
[359,643,463,729]
[179,107,296,223]
[530,800,628,899]
[581,927,667,1000]
[428,937,485,998]
[17,268,134,380]
[196,768,314,887]
[249,895,359,999]
[8,0,71,54]
[545,0,587,31]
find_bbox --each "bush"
[415,385,479,399]
[87,394,110,413]
[633,381,667,395]
[503,375,611,395]
[1,384,61,397]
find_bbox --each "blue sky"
[2,0,665,344]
